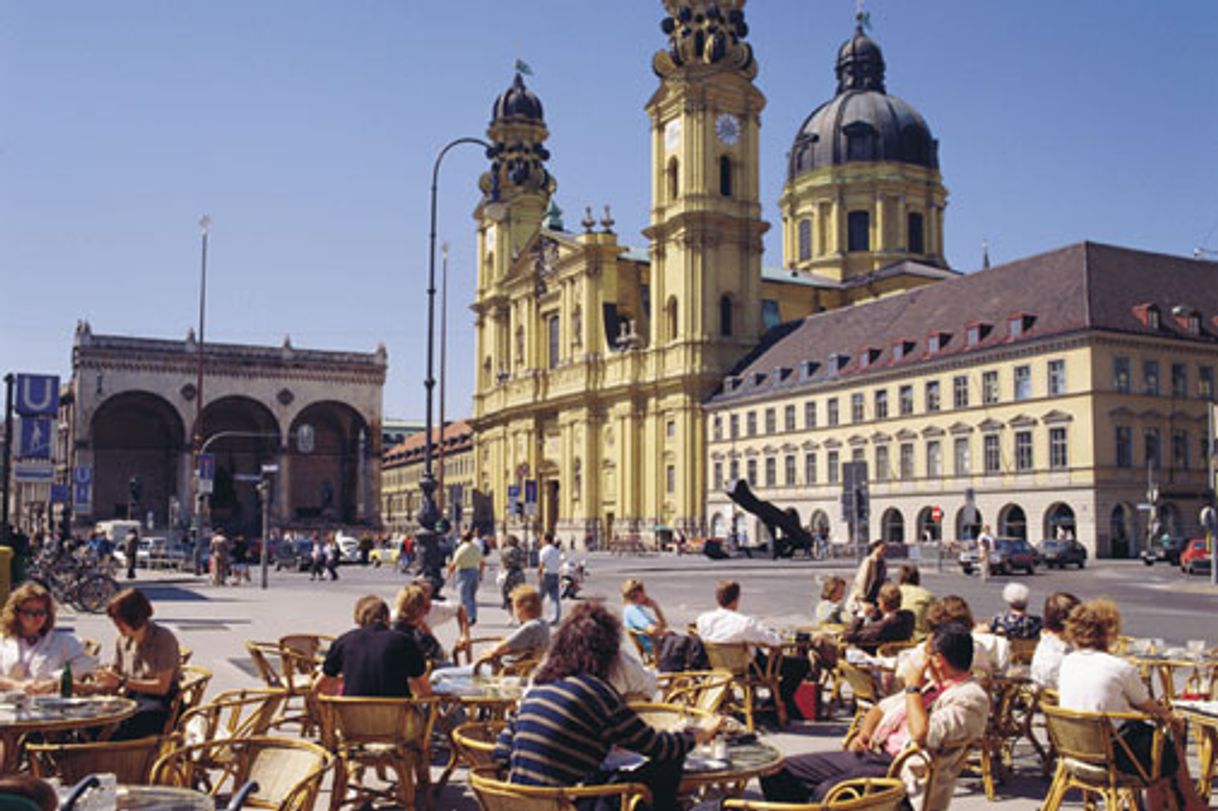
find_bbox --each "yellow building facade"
[382,421,476,534]
[706,242,1218,558]
[467,4,959,548]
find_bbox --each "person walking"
[537,533,563,625]
[499,535,527,610]
[846,540,887,620]
[209,531,229,587]
[448,530,485,626]
[123,529,139,580]
[324,533,340,581]
[977,525,995,583]
[309,533,324,581]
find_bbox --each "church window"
[547,315,560,369]
[665,296,679,341]
[848,211,870,252]
[667,157,680,200]
[761,299,780,330]
[845,122,877,161]
[720,295,733,337]
[719,156,732,196]
[798,218,812,261]
[907,212,924,254]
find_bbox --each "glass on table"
[1151,638,1166,654]
[1187,639,1207,657]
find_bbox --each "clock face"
[716,113,740,146]
[664,118,682,151]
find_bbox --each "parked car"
[960,537,1038,575]
[336,533,361,562]
[1037,538,1088,569]
[1141,535,1187,566]
[274,537,314,572]
[1179,538,1213,575]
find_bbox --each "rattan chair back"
[628,701,713,733]
[451,720,506,771]
[179,688,287,744]
[164,664,212,734]
[244,641,286,689]
[151,735,330,811]
[470,767,651,811]
[29,734,172,785]
[721,776,906,810]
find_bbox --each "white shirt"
[426,600,461,628]
[539,544,562,575]
[1058,648,1149,715]
[695,607,782,647]
[895,631,1009,685]
[608,645,659,700]
[1030,632,1071,690]
[0,630,97,682]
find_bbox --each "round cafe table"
[113,785,212,811]
[679,739,784,801]
[0,694,137,773]
[429,673,525,797]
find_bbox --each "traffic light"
[855,488,869,522]
[128,476,142,503]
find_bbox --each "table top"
[115,785,212,811]
[0,694,137,731]
[680,739,784,786]
[1175,700,1218,723]
[431,674,525,702]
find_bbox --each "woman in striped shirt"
[494,602,722,811]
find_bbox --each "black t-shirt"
[322,623,426,697]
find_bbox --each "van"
[94,520,142,543]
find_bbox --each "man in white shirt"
[696,580,811,724]
[537,533,563,625]
[976,526,995,583]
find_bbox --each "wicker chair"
[317,694,435,811]
[179,645,194,665]
[179,688,287,744]
[450,635,507,666]
[836,661,881,740]
[876,640,919,660]
[1007,637,1039,667]
[163,664,212,734]
[452,720,506,771]
[702,641,785,731]
[626,628,661,668]
[151,735,331,811]
[656,670,734,715]
[628,701,714,733]
[470,767,651,811]
[28,734,173,785]
[1040,705,1175,811]
[245,641,286,689]
[723,777,906,810]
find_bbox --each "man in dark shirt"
[844,583,916,654]
[316,595,430,698]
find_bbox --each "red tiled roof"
[383,419,473,464]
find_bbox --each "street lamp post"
[416,137,493,594]
[191,215,211,575]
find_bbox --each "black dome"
[788,28,938,180]
[492,73,544,123]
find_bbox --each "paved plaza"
[56,552,1217,810]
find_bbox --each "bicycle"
[26,550,119,614]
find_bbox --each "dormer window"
[858,347,881,370]
[828,353,850,374]
[928,331,950,354]
[752,372,767,387]
[892,339,915,361]
[965,322,992,348]
[1147,307,1161,330]
[1008,313,1035,339]
[1172,305,1201,335]
[801,360,820,380]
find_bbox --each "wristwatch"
[905,686,921,694]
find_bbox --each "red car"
[1179,538,1213,575]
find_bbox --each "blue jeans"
[541,572,561,624]
[457,568,480,624]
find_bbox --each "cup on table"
[1187,639,1206,657]
[1151,638,1166,654]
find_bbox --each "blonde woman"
[0,582,96,694]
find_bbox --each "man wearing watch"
[760,624,987,808]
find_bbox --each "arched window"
[907,212,924,254]
[667,157,680,200]
[665,296,679,341]
[719,295,733,337]
[719,155,732,196]
[798,218,813,261]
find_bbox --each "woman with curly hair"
[1059,599,1204,811]
[0,582,96,693]
[493,601,723,811]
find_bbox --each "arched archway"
[1110,502,1137,558]
[809,509,831,542]
[710,512,726,539]
[955,506,982,543]
[915,506,941,543]
[288,401,371,527]
[881,508,905,544]
[91,391,186,526]
[998,503,1027,541]
[1044,503,1076,541]
[199,396,280,537]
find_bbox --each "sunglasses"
[17,608,49,618]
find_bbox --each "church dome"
[492,73,544,123]
[788,27,938,180]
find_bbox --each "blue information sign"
[15,374,60,416]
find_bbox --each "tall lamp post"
[191,215,211,574]
[416,137,494,593]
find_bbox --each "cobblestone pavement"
[56,553,1215,810]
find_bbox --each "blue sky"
[3,1,1216,421]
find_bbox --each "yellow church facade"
[467,3,967,548]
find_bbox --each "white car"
[336,533,361,562]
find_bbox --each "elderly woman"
[0,582,96,694]
[989,583,1043,639]
[1029,592,1079,690]
[494,602,723,811]
[91,588,181,739]
[1059,599,1203,811]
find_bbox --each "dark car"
[274,537,315,572]
[1141,535,1187,566]
[960,537,1038,575]
[1037,539,1088,569]
[1179,538,1213,575]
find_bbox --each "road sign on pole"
[18,417,52,458]
[524,479,538,517]
[14,374,60,416]
[930,505,943,523]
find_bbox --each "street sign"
[197,479,214,495]
[507,484,521,517]
[930,505,943,523]
[14,374,60,416]
[18,416,52,459]
[72,466,93,512]
[524,479,538,517]
[73,466,92,485]
[260,464,280,475]
[14,460,54,482]
[50,484,70,503]
[197,453,215,482]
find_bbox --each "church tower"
[643,0,768,374]
[780,22,949,301]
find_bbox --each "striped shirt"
[493,673,694,786]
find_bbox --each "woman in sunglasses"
[0,582,96,693]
